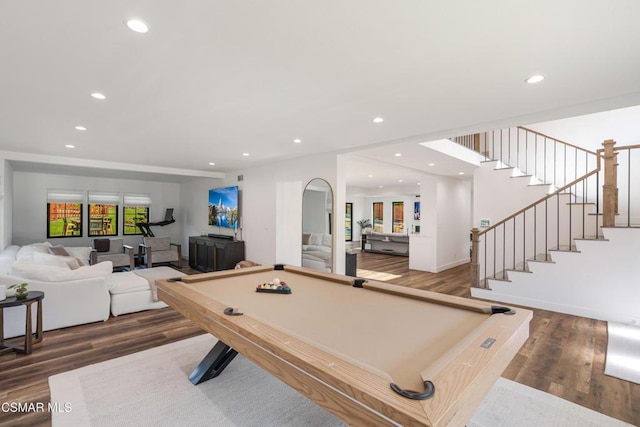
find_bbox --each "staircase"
[454,128,640,323]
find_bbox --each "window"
[46,189,84,238]
[123,206,149,235]
[392,201,404,233]
[345,203,353,241]
[373,202,384,233]
[123,193,152,235]
[88,191,119,237]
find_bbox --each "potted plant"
[357,219,372,234]
[9,283,28,300]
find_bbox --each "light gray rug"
[605,322,640,385]
[49,334,632,427]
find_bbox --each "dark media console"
[189,236,245,272]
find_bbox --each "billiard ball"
[273,278,281,285]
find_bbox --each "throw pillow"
[302,233,311,245]
[94,239,110,252]
[65,247,92,265]
[12,259,73,281]
[33,251,72,269]
[69,261,113,280]
[58,256,84,270]
[49,245,70,257]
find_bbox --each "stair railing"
[471,139,640,288]
[469,131,599,288]
[454,127,597,189]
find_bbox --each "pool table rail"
[157,265,532,426]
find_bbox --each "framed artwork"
[123,206,149,235]
[88,203,118,236]
[208,186,239,229]
[414,201,421,220]
[345,203,353,241]
[47,202,83,238]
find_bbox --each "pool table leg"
[189,339,239,385]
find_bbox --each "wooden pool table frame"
[157,265,532,427]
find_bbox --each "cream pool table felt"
[157,264,532,427]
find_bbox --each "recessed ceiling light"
[459,172,465,175]
[208,162,216,166]
[367,174,373,178]
[74,126,87,131]
[372,117,384,123]
[394,153,402,157]
[91,92,106,100]
[379,185,384,188]
[398,179,403,183]
[417,182,421,186]
[65,144,75,149]
[428,163,435,166]
[525,75,544,84]
[293,138,302,144]
[242,152,250,157]
[125,19,149,33]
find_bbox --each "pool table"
[157,264,532,426]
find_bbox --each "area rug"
[49,334,632,427]
[605,322,640,385]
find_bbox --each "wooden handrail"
[597,143,640,152]
[518,126,598,156]
[477,166,601,238]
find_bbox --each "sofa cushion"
[16,243,50,260]
[0,258,14,275]
[107,271,150,294]
[0,245,20,260]
[109,239,124,254]
[146,237,171,251]
[33,252,72,269]
[65,247,92,265]
[302,233,311,245]
[12,259,112,282]
[49,245,70,257]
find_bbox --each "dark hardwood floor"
[1,255,638,426]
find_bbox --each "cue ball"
[273,278,281,285]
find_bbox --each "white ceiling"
[2,1,640,185]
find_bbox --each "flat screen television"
[208,186,239,228]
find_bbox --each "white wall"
[408,175,471,272]
[179,153,343,273]
[0,160,14,249]
[473,161,551,228]
[528,105,640,151]
[435,177,472,271]
[473,227,640,324]
[11,171,182,247]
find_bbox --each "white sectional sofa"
[0,242,184,339]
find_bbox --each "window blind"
[46,189,84,203]
[123,193,152,206]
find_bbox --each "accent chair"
[139,236,182,269]
[91,238,135,271]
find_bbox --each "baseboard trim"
[471,288,640,324]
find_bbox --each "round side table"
[0,291,45,354]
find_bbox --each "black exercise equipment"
[136,208,175,237]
